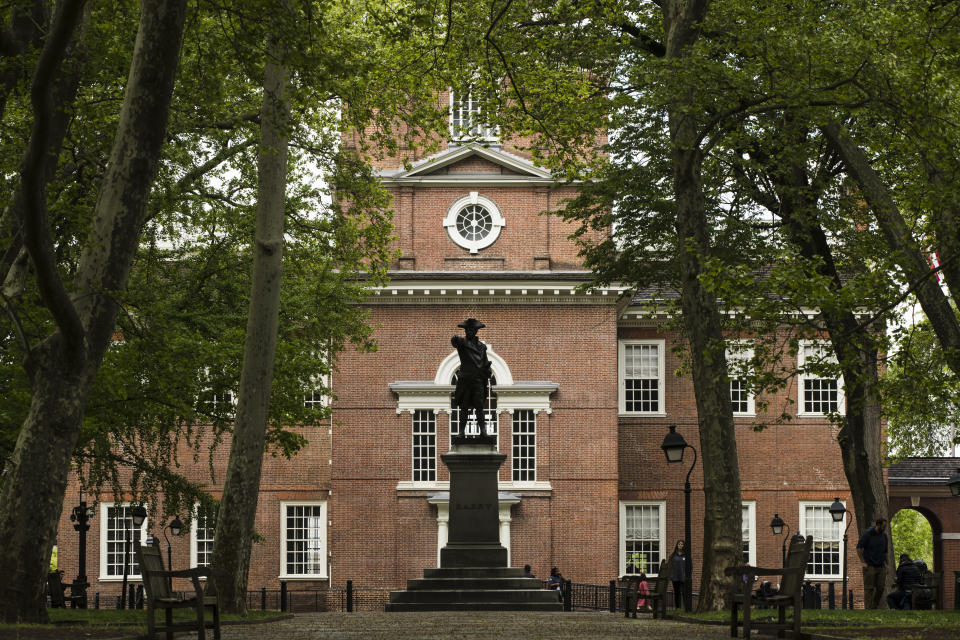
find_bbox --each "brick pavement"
[213,612,734,640]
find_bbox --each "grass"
[0,607,282,629]
[684,607,960,627]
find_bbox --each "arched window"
[449,369,497,443]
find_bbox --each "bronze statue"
[451,318,493,441]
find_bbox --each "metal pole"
[841,517,850,609]
[163,526,173,591]
[684,446,696,613]
[346,579,353,612]
[73,501,89,608]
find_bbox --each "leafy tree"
[891,508,933,569]
[883,320,960,458]
[0,0,189,622]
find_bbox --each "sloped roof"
[888,457,960,486]
[377,144,553,184]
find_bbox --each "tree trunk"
[0,0,187,622]
[663,0,743,611]
[211,41,290,614]
[821,122,960,378]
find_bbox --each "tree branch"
[17,0,87,358]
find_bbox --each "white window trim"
[449,89,499,143]
[98,502,149,582]
[304,372,331,409]
[619,500,667,577]
[742,501,757,567]
[412,409,438,483]
[442,192,505,254]
[798,500,845,580]
[189,504,216,569]
[511,409,537,482]
[727,342,756,417]
[279,500,328,580]
[618,339,666,416]
[797,340,845,416]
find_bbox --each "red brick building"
[55,95,958,610]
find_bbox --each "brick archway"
[888,457,960,609]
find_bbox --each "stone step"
[407,577,542,590]
[385,601,562,612]
[388,589,562,604]
[422,567,524,579]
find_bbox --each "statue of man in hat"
[451,318,493,441]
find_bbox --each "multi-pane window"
[742,502,756,566]
[304,374,329,410]
[449,371,498,443]
[511,410,536,482]
[727,344,755,415]
[412,410,437,482]
[304,391,326,409]
[800,502,843,578]
[799,342,843,415]
[191,505,217,568]
[201,389,234,412]
[621,502,665,576]
[619,341,664,414]
[100,504,147,579]
[281,502,327,578]
[449,90,498,141]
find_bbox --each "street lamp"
[661,424,697,613]
[120,505,147,610]
[829,497,851,609]
[948,467,960,497]
[770,513,790,566]
[163,516,183,590]
[69,497,95,608]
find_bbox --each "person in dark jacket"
[668,540,688,609]
[856,518,888,609]
[886,553,923,609]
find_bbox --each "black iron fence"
[79,578,853,613]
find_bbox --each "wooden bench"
[136,543,221,640]
[727,535,812,639]
[47,571,85,608]
[911,570,942,610]
[646,560,669,618]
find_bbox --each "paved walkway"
[214,612,733,640]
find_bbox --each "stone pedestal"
[439,444,508,568]
[386,443,560,612]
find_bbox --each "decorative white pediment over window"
[389,344,557,415]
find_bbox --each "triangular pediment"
[379,145,553,183]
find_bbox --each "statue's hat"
[458,318,485,330]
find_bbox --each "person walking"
[668,540,688,610]
[856,518,889,609]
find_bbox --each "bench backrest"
[136,543,172,601]
[780,535,813,597]
[47,572,66,607]
[653,560,669,596]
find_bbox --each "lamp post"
[120,504,147,610]
[163,517,183,591]
[69,496,95,608]
[661,424,697,613]
[770,513,790,566]
[829,497,851,609]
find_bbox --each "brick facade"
[55,116,955,611]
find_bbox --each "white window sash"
[279,501,328,579]
[98,502,149,581]
[798,501,845,579]
[618,340,666,415]
[619,500,666,576]
[797,341,845,416]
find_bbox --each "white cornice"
[367,279,629,305]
